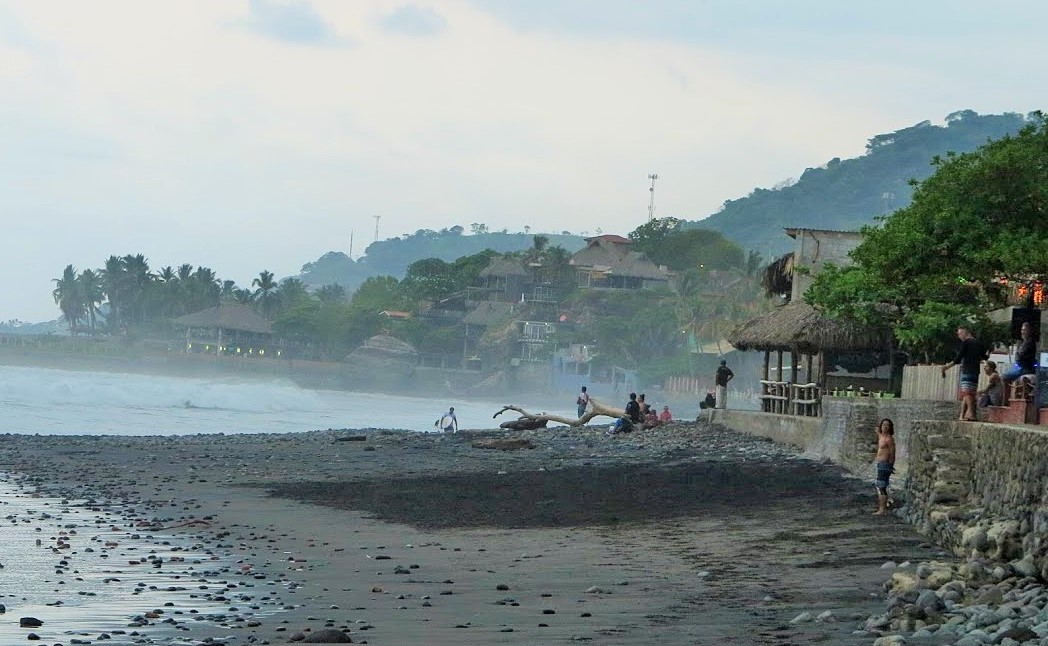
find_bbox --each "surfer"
[435,407,458,433]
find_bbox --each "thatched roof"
[569,237,671,281]
[480,257,531,278]
[761,252,794,299]
[727,301,885,354]
[463,301,515,326]
[172,304,272,335]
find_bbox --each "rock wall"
[718,398,957,476]
[907,420,1048,576]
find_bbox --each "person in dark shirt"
[714,360,734,410]
[624,392,642,423]
[1003,321,1038,383]
[941,326,988,422]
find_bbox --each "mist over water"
[0,365,564,436]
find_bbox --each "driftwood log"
[492,398,626,429]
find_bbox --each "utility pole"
[647,173,659,221]
[373,214,382,242]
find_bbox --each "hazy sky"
[3,0,1046,322]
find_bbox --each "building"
[569,234,672,290]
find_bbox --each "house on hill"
[569,234,672,290]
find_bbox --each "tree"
[628,217,684,255]
[351,276,405,311]
[101,255,126,333]
[252,270,279,318]
[276,277,312,313]
[807,116,1048,360]
[629,219,744,271]
[53,264,84,334]
[315,283,346,304]
[77,269,104,332]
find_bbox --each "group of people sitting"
[605,391,672,435]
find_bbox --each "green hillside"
[691,110,1033,256]
[298,227,586,291]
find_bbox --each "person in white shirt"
[576,386,590,418]
[436,407,458,433]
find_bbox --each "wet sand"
[0,423,948,644]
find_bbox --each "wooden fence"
[901,365,989,401]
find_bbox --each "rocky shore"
[1,421,948,645]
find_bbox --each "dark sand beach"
[0,422,946,645]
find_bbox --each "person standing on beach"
[941,326,988,421]
[715,360,734,409]
[436,407,458,433]
[873,418,896,515]
[577,386,590,418]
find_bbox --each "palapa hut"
[728,228,888,415]
[173,304,275,357]
[728,301,888,415]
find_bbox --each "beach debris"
[492,399,627,428]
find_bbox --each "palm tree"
[101,255,126,333]
[220,280,238,303]
[52,265,84,335]
[252,270,279,318]
[232,288,254,305]
[276,277,311,313]
[116,254,152,330]
[315,283,346,304]
[190,267,220,311]
[77,269,105,333]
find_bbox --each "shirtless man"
[873,418,896,516]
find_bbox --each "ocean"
[0,364,568,436]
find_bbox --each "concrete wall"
[718,397,957,477]
[716,409,822,451]
[906,420,1048,576]
[789,229,863,301]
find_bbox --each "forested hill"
[298,227,585,290]
[691,110,1033,257]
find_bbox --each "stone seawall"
[718,398,957,476]
[907,420,1048,577]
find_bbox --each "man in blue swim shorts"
[941,326,988,422]
[874,418,896,516]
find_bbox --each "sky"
[2,0,1047,322]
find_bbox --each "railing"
[759,380,790,414]
[790,383,821,417]
[759,380,821,417]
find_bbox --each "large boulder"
[343,335,419,385]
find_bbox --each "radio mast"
[647,173,659,221]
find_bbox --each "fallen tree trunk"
[492,398,626,428]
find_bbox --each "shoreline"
[0,424,946,644]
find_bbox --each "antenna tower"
[349,229,354,258]
[373,214,382,241]
[647,173,659,221]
